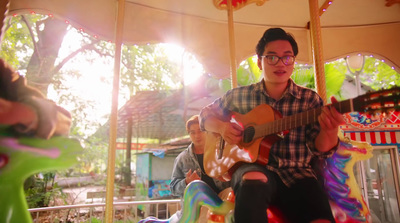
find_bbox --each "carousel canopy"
[7,0,400,79]
[4,0,400,140]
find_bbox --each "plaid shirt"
[200,79,333,187]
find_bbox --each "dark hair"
[255,28,298,58]
[186,115,199,132]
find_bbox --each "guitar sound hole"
[243,126,255,143]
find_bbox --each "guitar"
[204,87,400,181]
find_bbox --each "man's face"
[188,123,206,147]
[257,40,295,84]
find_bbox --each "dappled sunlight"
[46,29,206,136]
[161,43,205,86]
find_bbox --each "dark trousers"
[231,163,335,223]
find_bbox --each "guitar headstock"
[352,86,400,115]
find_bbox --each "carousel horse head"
[323,132,373,223]
[0,126,83,223]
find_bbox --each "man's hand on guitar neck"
[316,96,346,152]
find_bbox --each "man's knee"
[242,171,268,183]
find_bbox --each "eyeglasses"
[261,55,295,65]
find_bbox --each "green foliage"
[237,57,262,86]
[219,78,232,92]
[235,55,399,100]
[83,218,103,223]
[121,44,182,95]
[74,136,108,176]
[361,56,400,90]
[292,65,315,88]
[0,14,42,68]
[24,173,67,208]
[324,62,347,100]
[237,58,347,100]
[291,62,346,100]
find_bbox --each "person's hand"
[220,121,243,145]
[318,96,346,136]
[0,98,37,128]
[316,96,346,152]
[185,169,200,184]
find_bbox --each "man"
[170,115,230,222]
[199,28,345,222]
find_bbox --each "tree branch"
[21,15,41,59]
[52,40,102,74]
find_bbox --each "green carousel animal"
[0,125,83,223]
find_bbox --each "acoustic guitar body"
[204,104,282,181]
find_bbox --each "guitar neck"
[252,98,354,138]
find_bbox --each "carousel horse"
[139,134,373,223]
[323,134,373,223]
[138,180,286,223]
[139,180,235,223]
[0,126,83,223]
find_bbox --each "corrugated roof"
[97,75,223,142]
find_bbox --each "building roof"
[97,75,223,142]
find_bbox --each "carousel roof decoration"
[213,0,268,10]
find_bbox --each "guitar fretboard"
[252,99,354,139]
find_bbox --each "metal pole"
[126,117,132,186]
[105,0,125,222]
[308,0,327,103]
[0,0,10,42]
[227,0,238,88]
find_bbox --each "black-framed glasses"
[261,55,295,65]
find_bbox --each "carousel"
[1,0,400,223]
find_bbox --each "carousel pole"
[105,0,125,222]
[308,0,327,103]
[0,0,9,42]
[227,0,238,88]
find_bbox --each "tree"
[119,44,186,185]
[1,15,114,189]
[1,13,189,190]
[2,14,89,95]
[120,44,183,96]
